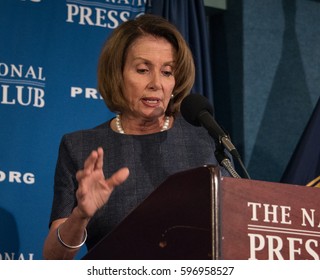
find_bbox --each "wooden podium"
[82,166,320,260]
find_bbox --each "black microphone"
[180,93,240,159]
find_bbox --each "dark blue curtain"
[281,96,320,186]
[148,0,214,105]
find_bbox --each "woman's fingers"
[76,149,100,181]
[94,147,104,170]
[106,167,130,189]
[76,148,129,187]
[83,150,99,174]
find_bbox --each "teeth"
[143,98,159,104]
[146,100,158,104]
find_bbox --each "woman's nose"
[147,72,161,90]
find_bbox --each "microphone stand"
[212,125,251,179]
[214,141,241,179]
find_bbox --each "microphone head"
[180,94,214,126]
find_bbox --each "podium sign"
[221,177,320,260]
[83,166,320,260]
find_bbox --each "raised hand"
[75,147,129,219]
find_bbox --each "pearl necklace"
[115,114,170,134]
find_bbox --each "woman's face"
[122,35,176,120]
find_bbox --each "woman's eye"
[162,65,174,77]
[137,68,148,74]
[162,71,173,77]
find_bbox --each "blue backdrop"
[209,0,320,183]
[0,0,146,260]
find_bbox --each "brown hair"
[97,14,195,116]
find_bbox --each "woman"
[43,14,227,259]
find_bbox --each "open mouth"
[141,97,161,106]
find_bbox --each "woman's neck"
[113,114,172,135]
